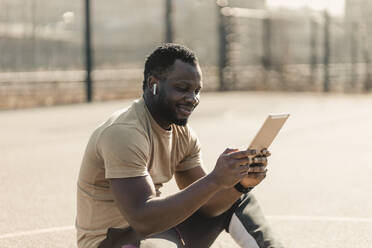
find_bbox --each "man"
[76,43,283,248]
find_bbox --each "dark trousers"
[98,193,283,248]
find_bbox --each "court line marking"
[1,215,372,240]
[267,215,372,223]
[0,225,74,239]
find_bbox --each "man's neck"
[143,94,171,130]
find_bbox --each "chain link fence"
[0,0,371,109]
[216,2,372,93]
[0,0,221,109]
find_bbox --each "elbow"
[199,206,225,218]
[129,217,159,238]
[125,202,169,238]
[131,224,153,238]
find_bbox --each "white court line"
[267,215,372,223]
[0,225,74,239]
[1,215,372,240]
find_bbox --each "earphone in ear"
[153,84,157,95]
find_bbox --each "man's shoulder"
[99,122,149,147]
[96,121,151,164]
[97,100,150,145]
[109,99,146,125]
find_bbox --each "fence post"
[363,49,371,92]
[30,0,37,67]
[310,16,318,85]
[84,0,93,102]
[358,22,372,92]
[217,2,227,91]
[165,0,173,43]
[323,10,330,92]
[262,17,272,70]
[350,22,358,90]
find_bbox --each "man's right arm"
[110,173,219,238]
[110,148,251,238]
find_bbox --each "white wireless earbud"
[153,84,157,95]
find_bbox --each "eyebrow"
[173,81,202,89]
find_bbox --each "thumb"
[223,148,239,154]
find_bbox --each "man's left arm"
[175,149,268,218]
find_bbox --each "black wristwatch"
[234,182,253,194]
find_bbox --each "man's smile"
[176,104,195,116]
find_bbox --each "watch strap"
[234,182,253,194]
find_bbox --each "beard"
[157,90,188,126]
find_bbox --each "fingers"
[238,163,267,176]
[246,149,259,157]
[248,165,267,173]
[229,157,251,170]
[222,149,251,168]
[223,148,239,154]
[224,150,269,168]
[252,156,267,165]
[246,148,270,157]
[261,148,271,157]
[216,148,270,188]
[240,168,267,181]
[237,164,250,176]
[229,149,257,159]
[251,149,270,167]
[224,148,270,159]
[247,171,267,179]
[221,148,270,171]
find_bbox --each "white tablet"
[248,114,290,152]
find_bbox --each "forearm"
[132,174,221,237]
[199,157,269,217]
[199,186,242,217]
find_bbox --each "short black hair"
[143,43,198,91]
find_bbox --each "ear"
[147,75,158,91]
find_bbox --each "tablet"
[248,114,290,153]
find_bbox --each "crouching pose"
[76,43,283,248]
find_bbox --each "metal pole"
[217,4,227,91]
[84,0,93,102]
[310,17,318,85]
[165,0,173,43]
[350,22,358,90]
[31,0,37,66]
[323,10,330,92]
[363,47,371,92]
[262,17,272,70]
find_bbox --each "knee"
[140,238,178,248]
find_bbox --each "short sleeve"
[98,124,150,179]
[176,127,203,172]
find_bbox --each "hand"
[240,149,270,188]
[210,148,258,189]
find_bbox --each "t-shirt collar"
[139,98,172,137]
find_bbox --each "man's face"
[156,59,202,126]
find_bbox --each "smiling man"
[76,44,283,248]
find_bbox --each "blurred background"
[1,1,372,248]
[1,0,371,110]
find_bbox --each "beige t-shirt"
[76,98,202,248]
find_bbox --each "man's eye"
[176,87,188,92]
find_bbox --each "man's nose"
[185,92,199,106]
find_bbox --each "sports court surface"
[1,91,371,247]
